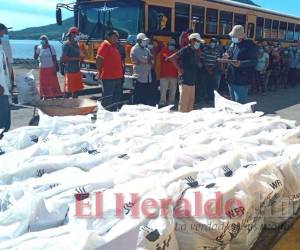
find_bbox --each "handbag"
[48,46,60,72]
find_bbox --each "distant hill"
[9,18,74,40]
[232,0,260,6]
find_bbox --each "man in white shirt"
[0,37,11,138]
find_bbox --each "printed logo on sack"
[269,180,283,190]
[30,135,39,143]
[155,235,172,250]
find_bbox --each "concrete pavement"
[10,83,300,129]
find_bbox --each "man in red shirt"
[96,30,123,111]
[159,39,178,106]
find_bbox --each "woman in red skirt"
[34,35,62,99]
[61,27,83,98]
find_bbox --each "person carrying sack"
[34,35,62,99]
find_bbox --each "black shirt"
[178,45,198,86]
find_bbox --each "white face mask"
[232,37,240,44]
[140,40,147,48]
[194,41,200,50]
[0,34,9,42]
[147,44,154,49]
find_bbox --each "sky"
[0,0,299,31]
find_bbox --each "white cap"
[136,33,149,41]
[188,33,205,43]
[229,25,246,38]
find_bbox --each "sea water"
[10,40,62,59]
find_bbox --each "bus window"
[219,11,233,35]
[192,5,205,36]
[264,19,272,39]
[295,25,300,40]
[272,20,279,39]
[206,8,218,34]
[279,22,287,40]
[256,17,264,39]
[148,5,172,33]
[247,23,254,38]
[287,23,295,41]
[175,3,190,32]
[234,13,246,26]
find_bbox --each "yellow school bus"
[56,0,300,85]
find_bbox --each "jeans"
[102,79,123,111]
[228,83,249,104]
[0,95,11,134]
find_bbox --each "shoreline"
[13,58,39,69]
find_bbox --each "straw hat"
[229,25,246,38]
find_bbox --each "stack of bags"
[0,93,299,250]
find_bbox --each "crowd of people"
[98,25,300,113]
[1,22,300,137]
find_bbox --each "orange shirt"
[160,47,178,78]
[97,40,123,80]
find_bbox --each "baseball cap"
[229,25,245,38]
[40,35,48,40]
[127,35,137,45]
[188,33,205,43]
[66,26,79,36]
[136,33,148,41]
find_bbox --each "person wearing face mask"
[147,35,164,105]
[269,48,281,91]
[287,45,298,87]
[96,30,124,111]
[223,25,257,104]
[61,27,83,98]
[281,49,290,89]
[254,46,269,94]
[34,35,62,99]
[0,23,14,92]
[130,33,154,105]
[168,33,205,112]
[0,38,11,138]
[201,38,222,105]
[159,39,178,106]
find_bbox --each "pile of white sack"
[0,92,300,250]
